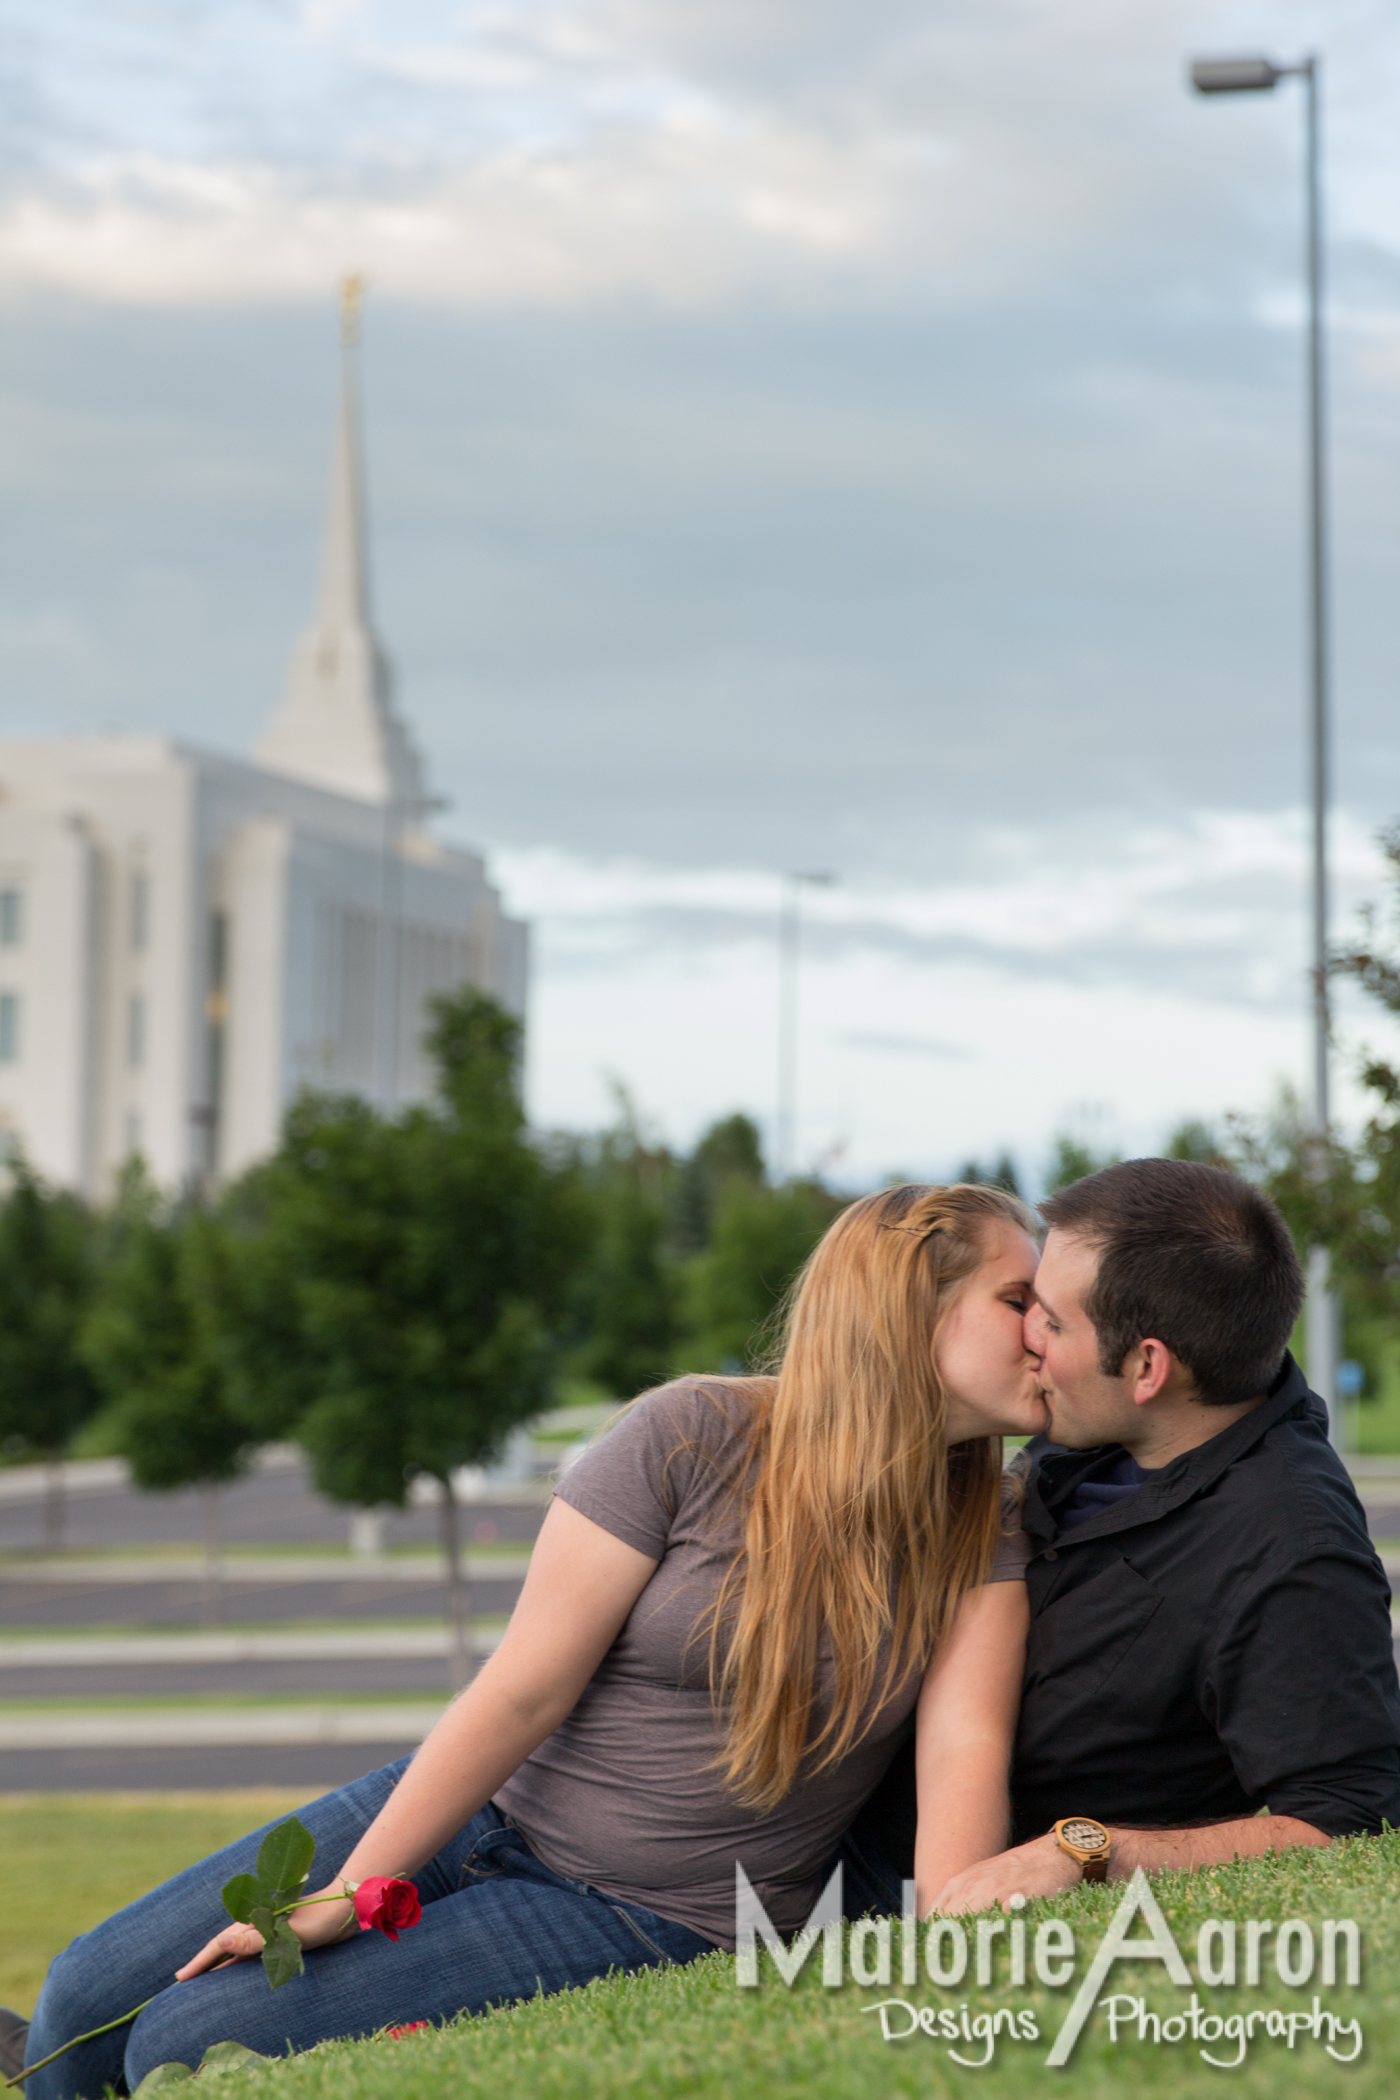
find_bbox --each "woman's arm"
[176,1499,658,1977]
[912,1579,1028,1916]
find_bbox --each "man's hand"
[930,1833,1078,1915]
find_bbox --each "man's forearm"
[1106,1815,1331,1877]
[932,1813,1332,1914]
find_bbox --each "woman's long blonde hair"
[704,1180,1036,1810]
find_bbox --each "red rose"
[352,1877,423,1940]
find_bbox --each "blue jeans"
[26,1760,714,2100]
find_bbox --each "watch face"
[1061,1818,1109,1851]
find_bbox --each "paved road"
[0,1457,544,1556]
[0,1744,414,1791]
[0,1658,456,1698]
[0,1452,543,1783]
[2,1448,1397,1791]
[0,1573,525,1629]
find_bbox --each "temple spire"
[256,277,426,807]
[315,276,369,633]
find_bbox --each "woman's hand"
[174,1885,356,1981]
[930,1832,1080,1915]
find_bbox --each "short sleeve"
[987,1476,1031,1583]
[552,1383,707,1561]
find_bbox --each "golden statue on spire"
[340,272,365,348]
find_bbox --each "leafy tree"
[0,1157,102,1550]
[1221,825,1400,1404]
[82,1171,252,1617]
[1334,820,1400,1026]
[681,1177,842,1373]
[222,989,587,1684]
[1223,1086,1394,1400]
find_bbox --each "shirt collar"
[1019,1352,1321,1548]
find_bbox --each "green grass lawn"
[1353,1340,1400,1454]
[10,1804,1400,2098]
[223,1838,1398,2100]
[0,1794,308,2019]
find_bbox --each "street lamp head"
[1190,56,1281,94]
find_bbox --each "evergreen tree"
[1165,1120,1230,1167]
[82,1173,251,1616]
[1043,1132,1121,1195]
[673,1112,765,1251]
[681,1176,842,1373]
[0,1157,102,1550]
[571,1091,680,1400]
[954,1152,1023,1196]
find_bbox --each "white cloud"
[0,120,915,306]
[4,0,1400,1182]
[495,809,1397,1181]
[4,0,1399,310]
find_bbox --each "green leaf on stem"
[129,2066,195,2096]
[260,1915,305,1991]
[129,2044,270,2098]
[220,1873,262,1924]
[198,2042,272,2076]
[254,1817,316,1899]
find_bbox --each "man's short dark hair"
[1040,1158,1304,1405]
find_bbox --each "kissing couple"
[17,1158,1400,2097]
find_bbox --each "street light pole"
[1302,58,1330,1141]
[776,872,834,1183]
[1189,53,1339,1435]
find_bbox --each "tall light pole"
[777,872,834,1182]
[1189,54,1340,1434]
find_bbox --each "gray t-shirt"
[495,1378,1029,1949]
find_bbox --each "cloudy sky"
[3,0,1399,1186]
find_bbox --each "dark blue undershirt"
[1054,1448,1161,1534]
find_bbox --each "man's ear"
[1126,1338,1177,1409]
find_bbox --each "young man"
[852,1157,1400,1910]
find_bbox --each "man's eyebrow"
[1033,1286,1061,1322]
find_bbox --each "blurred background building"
[0,343,526,1196]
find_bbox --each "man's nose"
[1023,1303,1047,1358]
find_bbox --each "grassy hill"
[10,1801,1398,2100]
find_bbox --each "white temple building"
[0,320,526,1197]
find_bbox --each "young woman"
[24,1182,1045,2098]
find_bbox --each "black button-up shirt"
[855,1354,1400,1870]
[1011,1353,1400,1839]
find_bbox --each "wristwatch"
[1052,1816,1111,1882]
